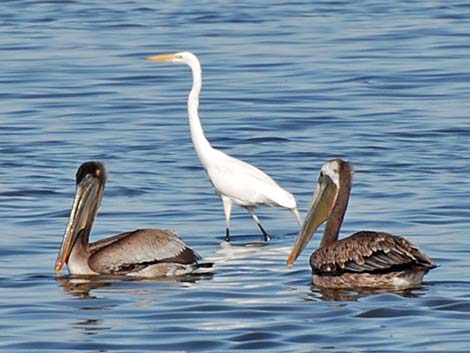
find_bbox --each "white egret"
[148,52,301,241]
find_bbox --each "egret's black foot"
[257,224,271,242]
[224,228,230,242]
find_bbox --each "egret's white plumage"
[148,52,301,241]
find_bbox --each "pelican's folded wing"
[88,229,199,274]
[311,231,436,275]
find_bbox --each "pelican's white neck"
[187,57,214,168]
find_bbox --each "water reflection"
[56,276,114,299]
[56,273,214,298]
[308,285,425,302]
[72,319,110,336]
[2,0,469,351]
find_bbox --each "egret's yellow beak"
[147,53,178,62]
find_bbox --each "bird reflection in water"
[305,285,426,302]
[56,275,114,299]
[72,319,109,336]
[56,273,214,299]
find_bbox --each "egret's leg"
[221,196,233,242]
[246,208,271,242]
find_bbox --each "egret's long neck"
[320,173,351,247]
[188,61,213,167]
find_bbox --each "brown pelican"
[287,159,436,289]
[55,161,212,277]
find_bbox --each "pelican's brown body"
[67,228,202,277]
[55,161,211,277]
[288,159,435,289]
[310,230,435,289]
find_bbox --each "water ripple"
[1,0,469,352]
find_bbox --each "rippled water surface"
[1,1,470,352]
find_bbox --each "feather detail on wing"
[88,229,200,274]
[311,231,436,275]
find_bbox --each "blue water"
[1,1,470,352]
